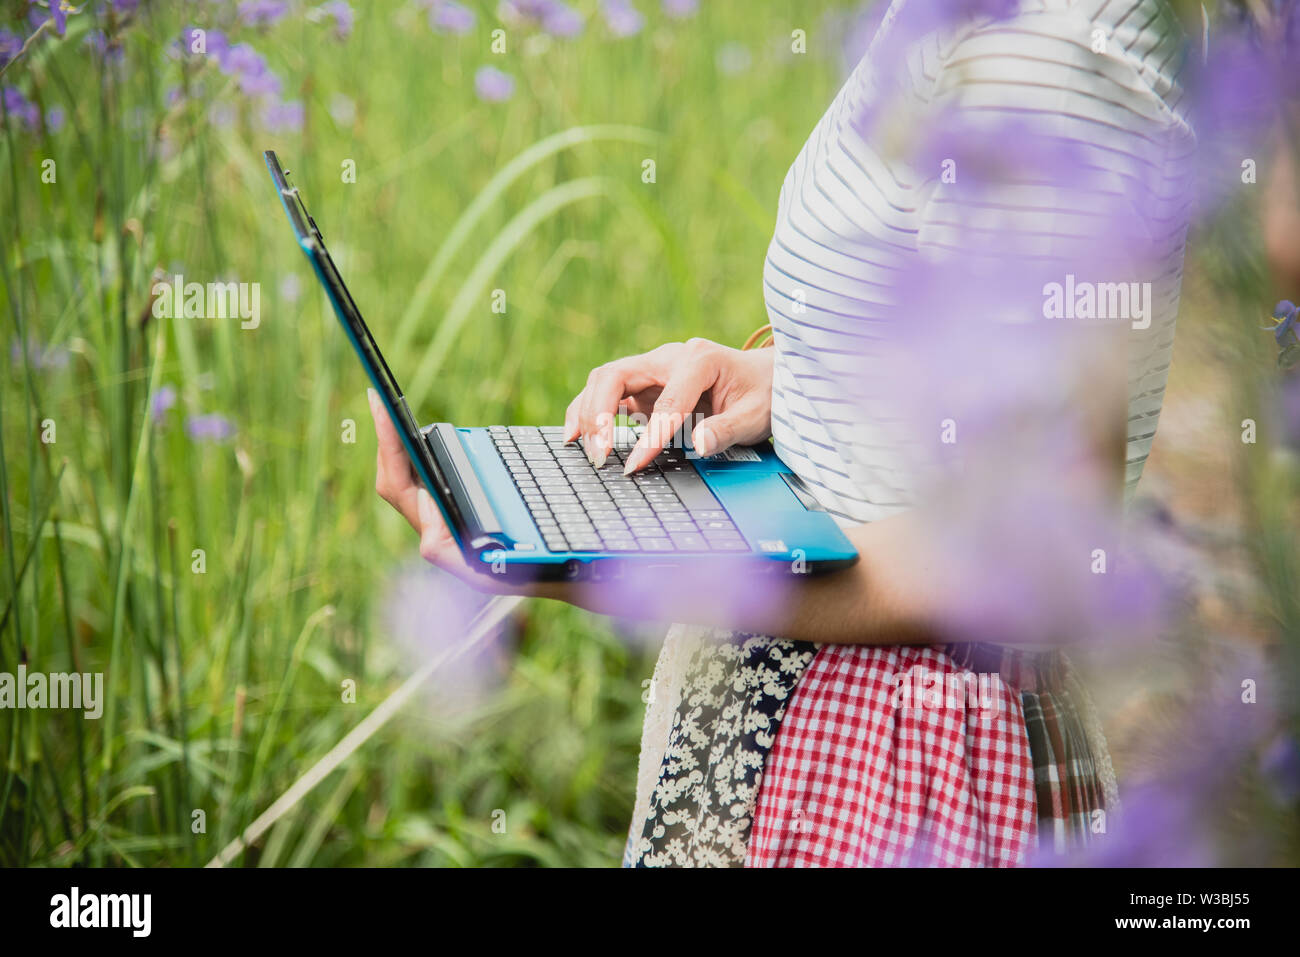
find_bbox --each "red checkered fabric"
[745,644,1037,867]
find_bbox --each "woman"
[371,0,1193,867]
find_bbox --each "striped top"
[765,0,1195,523]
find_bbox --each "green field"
[0,1,863,866]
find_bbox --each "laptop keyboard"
[489,426,749,554]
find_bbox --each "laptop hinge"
[423,423,509,554]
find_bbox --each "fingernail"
[592,448,607,469]
[417,488,433,526]
[366,387,379,410]
[693,425,715,458]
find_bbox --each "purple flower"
[0,28,22,68]
[430,0,476,34]
[1260,734,1300,805]
[186,413,236,442]
[84,29,125,63]
[33,2,69,37]
[218,44,284,98]
[318,1,354,41]
[151,384,177,423]
[237,0,290,28]
[1034,649,1280,866]
[10,339,70,370]
[261,98,304,132]
[499,0,585,38]
[180,26,230,62]
[383,562,510,716]
[45,105,64,132]
[1272,300,1298,347]
[602,0,644,37]
[474,65,515,102]
[661,0,697,18]
[1,86,40,129]
[542,3,584,37]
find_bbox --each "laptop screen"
[264,149,462,533]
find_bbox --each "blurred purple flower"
[542,3,584,37]
[261,98,304,132]
[430,0,476,34]
[84,29,126,63]
[474,65,515,102]
[186,413,236,442]
[1,86,40,129]
[499,0,585,38]
[45,105,64,132]
[180,26,230,62]
[382,562,509,717]
[1035,647,1279,866]
[10,339,70,370]
[216,43,284,98]
[662,0,697,18]
[318,1,354,41]
[0,28,22,68]
[151,384,177,423]
[1260,734,1300,805]
[603,0,644,37]
[238,0,290,28]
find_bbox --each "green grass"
[0,1,851,866]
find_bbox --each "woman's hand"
[564,338,774,474]
[367,388,530,596]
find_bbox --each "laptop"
[264,150,858,583]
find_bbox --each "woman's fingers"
[623,340,719,474]
[573,349,672,466]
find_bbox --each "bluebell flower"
[319,1,354,41]
[429,0,476,34]
[261,98,304,133]
[0,28,22,68]
[1260,734,1300,805]
[186,413,236,443]
[602,0,644,37]
[151,384,177,423]
[238,0,290,28]
[474,65,515,102]
[1272,299,1298,346]
[2,86,40,129]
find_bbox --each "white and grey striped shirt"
[766,0,1195,523]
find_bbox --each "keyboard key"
[670,533,708,551]
[660,520,697,532]
[663,469,721,511]
[699,520,737,533]
[709,538,749,551]
[636,537,674,551]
